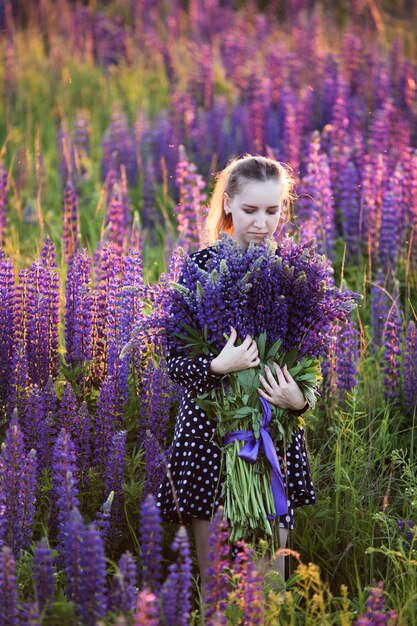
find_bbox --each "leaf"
[256,332,267,361]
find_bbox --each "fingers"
[225,326,237,346]
[241,334,253,349]
[282,363,293,383]
[259,370,274,394]
[273,362,287,386]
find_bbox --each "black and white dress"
[156,246,316,530]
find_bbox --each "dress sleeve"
[166,348,223,394]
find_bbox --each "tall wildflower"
[340,160,362,260]
[62,181,80,261]
[94,373,121,467]
[175,146,208,251]
[78,523,108,626]
[51,428,79,546]
[204,507,231,625]
[0,414,37,555]
[33,538,55,611]
[105,177,131,255]
[109,551,138,614]
[0,546,18,626]
[25,257,60,387]
[102,106,138,187]
[65,249,93,368]
[379,189,398,272]
[0,251,15,411]
[73,111,90,157]
[140,358,175,496]
[139,494,163,590]
[382,300,403,404]
[160,526,193,626]
[371,270,390,349]
[104,429,127,553]
[335,317,360,397]
[404,321,417,414]
[354,581,398,625]
[62,508,84,612]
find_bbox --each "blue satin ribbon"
[224,397,288,519]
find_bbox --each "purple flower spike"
[139,494,163,590]
[354,581,398,625]
[63,181,80,261]
[104,429,127,553]
[109,551,138,614]
[204,506,230,625]
[404,321,417,415]
[371,270,390,350]
[0,412,37,555]
[175,146,208,251]
[382,300,403,404]
[0,545,18,626]
[51,428,79,547]
[0,252,15,411]
[336,317,360,397]
[34,537,55,610]
[62,507,84,607]
[161,526,193,626]
[78,523,108,626]
[65,249,93,369]
[133,588,160,626]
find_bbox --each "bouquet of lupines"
[166,234,360,546]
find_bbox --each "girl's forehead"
[236,178,284,202]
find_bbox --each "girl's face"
[224,178,284,249]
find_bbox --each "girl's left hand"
[258,363,306,411]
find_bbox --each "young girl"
[156,154,315,592]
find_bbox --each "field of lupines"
[0,0,417,623]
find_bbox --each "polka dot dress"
[156,247,316,531]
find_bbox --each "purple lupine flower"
[25,259,60,386]
[0,489,6,547]
[78,522,108,625]
[33,537,55,610]
[379,189,399,272]
[0,161,9,245]
[382,300,402,404]
[65,249,93,368]
[0,252,15,410]
[104,429,127,554]
[105,185,129,255]
[19,600,42,626]
[396,519,416,551]
[62,507,84,606]
[51,428,79,547]
[58,382,79,439]
[57,121,76,185]
[160,526,193,626]
[94,373,121,468]
[341,160,362,260]
[335,316,360,397]
[40,236,58,269]
[73,110,90,156]
[95,491,113,544]
[0,413,37,555]
[102,106,138,187]
[204,506,230,625]
[77,401,92,487]
[404,321,417,415]
[62,181,80,261]
[8,340,29,418]
[139,494,163,591]
[243,553,264,625]
[0,545,18,626]
[371,270,390,349]
[108,551,138,614]
[174,146,208,251]
[133,588,160,626]
[140,358,176,496]
[354,581,398,625]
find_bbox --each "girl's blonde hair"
[206,154,296,243]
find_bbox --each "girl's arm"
[166,347,223,394]
[258,362,308,412]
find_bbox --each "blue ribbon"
[224,397,288,519]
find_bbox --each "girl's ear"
[224,192,230,213]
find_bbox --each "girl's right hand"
[209,327,260,375]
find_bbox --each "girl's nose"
[253,215,267,228]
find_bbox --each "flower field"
[0,0,416,624]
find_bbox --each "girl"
[156,154,315,593]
